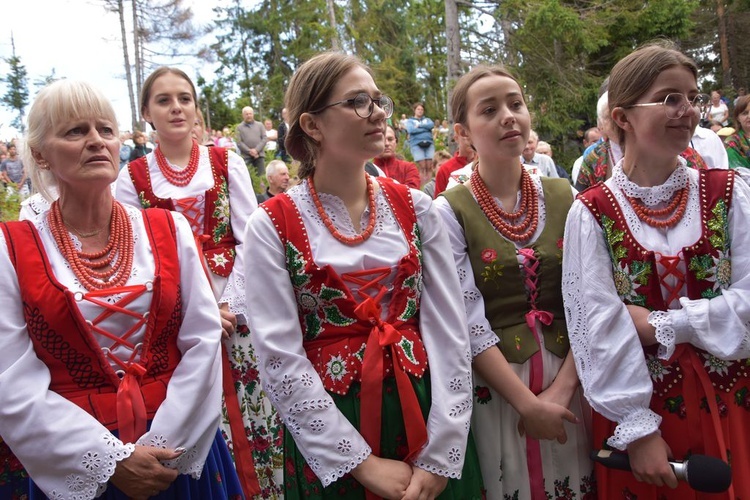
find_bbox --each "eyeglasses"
[310,93,394,119]
[626,93,711,119]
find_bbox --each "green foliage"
[0,189,21,222]
[1,36,30,134]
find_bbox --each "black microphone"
[590,449,732,493]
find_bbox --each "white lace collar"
[612,157,689,206]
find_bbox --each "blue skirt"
[30,429,243,499]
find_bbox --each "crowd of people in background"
[3,39,750,500]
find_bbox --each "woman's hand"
[401,466,449,500]
[219,303,237,340]
[517,397,578,444]
[626,305,657,346]
[627,433,678,488]
[110,445,183,499]
[351,455,412,499]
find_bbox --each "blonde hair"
[284,52,371,179]
[24,80,118,202]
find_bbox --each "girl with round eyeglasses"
[563,41,750,498]
[243,52,484,499]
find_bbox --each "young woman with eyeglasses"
[563,41,750,498]
[243,52,483,499]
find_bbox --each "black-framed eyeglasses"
[310,93,394,119]
[625,93,711,119]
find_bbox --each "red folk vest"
[261,178,428,459]
[128,147,237,278]
[578,169,746,396]
[1,208,183,442]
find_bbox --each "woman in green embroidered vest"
[563,42,750,498]
[434,65,594,500]
[725,95,750,169]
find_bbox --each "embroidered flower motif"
[449,377,463,391]
[268,356,283,370]
[474,385,492,404]
[448,447,462,464]
[481,248,497,264]
[309,419,325,433]
[646,354,671,382]
[664,395,687,419]
[481,261,505,289]
[336,439,352,454]
[734,386,750,410]
[612,260,651,306]
[326,354,349,382]
[211,179,231,243]
[210,251,230,269]
[300,372,314,387]
[700,395,728,417]
[703,353,732,376]
[138,191,151,209]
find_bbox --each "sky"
[0,0,219,141]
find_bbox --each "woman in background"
[116,67,282,499]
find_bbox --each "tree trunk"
[716,0,731,88]
[132,0,144,128]
[445,0,461,127]
[117,0,137,130]
[327,0,340,50]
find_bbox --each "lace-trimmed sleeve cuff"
[412,457,463,480]
[648,308,691,359]
[607,408,662,450]
[319,444,371,487]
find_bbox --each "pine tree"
[1,34,29,134]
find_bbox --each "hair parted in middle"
[140,66,199,131]
[450,65,523,128]
[283,51,372,180]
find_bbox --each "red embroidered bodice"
[261,179,428,458]
[128,147,237,278]
[0,209,183,443]
[578,169,746,396]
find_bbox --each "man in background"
[236,106,267,176]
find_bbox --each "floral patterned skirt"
[283,376,484,499]
[0,437,28,500]
[220,324,284,499]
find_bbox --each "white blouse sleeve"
[136,212,224,477]
[648,177,750,360]
[562,200,661,450]
[115,166,140,209]
[433,196,499,358]
[0,230,135,499]
[243,208,371,487]
[219,150,258,317]
[411,191,474,478]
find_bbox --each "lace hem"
[607,408,662,450]
[412,459,462,479]
[612,160,689,205]
[320,445,371,487]
[220,274,247,318]
[471,335,499,358]
[649,310,675,359]
[46,433,134,500]
[137,434,203,479]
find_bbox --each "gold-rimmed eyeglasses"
[310,93,394,119]
[625,93,711,120]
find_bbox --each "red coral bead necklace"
[308,173,377,245]
[48,200,134,290]
[470,163,539,243]
[155,139,200,186]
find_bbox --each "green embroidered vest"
[443,178,573,364]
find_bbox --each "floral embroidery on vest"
[601,215,652,306]
[689,199,731,298]
[284,241,355,341]
[212,178,231,244]
[397,222,423,322]
[479,247,504,288]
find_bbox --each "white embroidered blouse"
[243,178,474,486]
[115,146,257,317]
[0,205,224,499]
[562,160,750,450]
